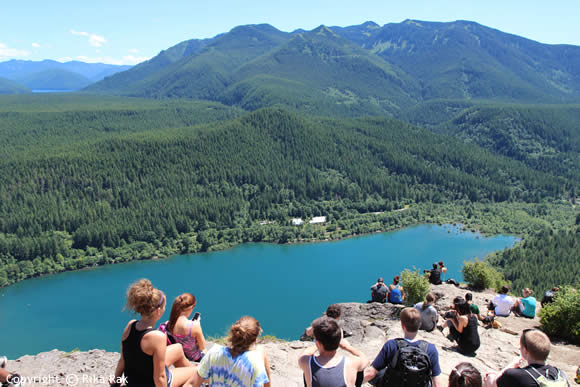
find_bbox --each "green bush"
[540,286,580,344]
[462,258,506,290]
[401,268,431,305]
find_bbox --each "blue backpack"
[389,286,403,304]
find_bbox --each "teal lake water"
[0,224,517,358]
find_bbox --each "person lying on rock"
[484,328,570,387]
[364,307,444,387]
[298,317,368,387]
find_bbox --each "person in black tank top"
[112,279,196,387]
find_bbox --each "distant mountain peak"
[312,25,338,37]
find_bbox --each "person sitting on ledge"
[488,286,515,317]
[424,263,442,285]
[541,287,560,307]
[160,292,206,362]
[369,277,388,303]
[465,293,485,321]
[298,317,368,387]
[441,299,480,356]
[388,276,405,304]
[112,279,196,387]
[303,304,352,340]
[438,261,447,281]
[511,288,537,319]
[484,328,570,387]
[363,307,443,387]
[414,292,438,332]
[186,316,271,387]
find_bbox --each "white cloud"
[0,42,30,59]
[129,48,139,54]
[70,29,107,47]
[32,42,41,48]
[58,56,73,63]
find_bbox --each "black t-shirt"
[428,269,442,284]
[497,364,565,387]
[371,284,387,302]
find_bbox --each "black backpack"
[379,339,432,387]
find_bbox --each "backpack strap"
[522,368,542,387]
[389,339,408,369]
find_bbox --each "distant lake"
[0,224,517,358]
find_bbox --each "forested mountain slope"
[1,103,575,286]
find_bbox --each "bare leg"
[166,344,191,367]
[171,366,198,387]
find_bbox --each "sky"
[1,0,579,66]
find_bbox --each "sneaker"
[0,356,6,368]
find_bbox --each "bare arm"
[185,371,206,387]
[143,332,168,387]
[190,320,206,351]
[339,339,369,370]
[432,375,444,387]
[363,366,379,383]
[260,347,272,387]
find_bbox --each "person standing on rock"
[112,279,197,387]
[483,328,570,387]
[363,307,443,387]
[370,277,388,303]
[298,316,368,387]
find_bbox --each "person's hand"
[339,338,351,349]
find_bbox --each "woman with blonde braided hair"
[186,316,271,387]
[160,293,206,362]
[112,279,196,387]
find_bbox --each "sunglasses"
[521,328,537,349]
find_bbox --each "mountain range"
[0,60,131,91]
[86,20,580,114]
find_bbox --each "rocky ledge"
[6,284,580,386]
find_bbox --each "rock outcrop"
[5,284,580,386]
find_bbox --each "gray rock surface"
[5,284,580,386]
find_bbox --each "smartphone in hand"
[192,312,200,321]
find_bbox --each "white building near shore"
[309,216,327,224]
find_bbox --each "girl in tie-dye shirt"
[186,316,271,387]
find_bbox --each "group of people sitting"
[111,279,271,387]
[1,278,571,387]
[369,276,406,304]
[299,305,571,387]
[488,285,538,319]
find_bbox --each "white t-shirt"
[493,294,515,316]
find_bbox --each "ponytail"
[167,293,196,332]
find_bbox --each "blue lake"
[0,224,517,358]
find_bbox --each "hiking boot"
[0,356,6,368]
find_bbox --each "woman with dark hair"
[186,316,271,387]
[388,276,405,304]
[444,300,480,355]
[112,279,196,387]
[449,362,482,387]
[160,293,206,362]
